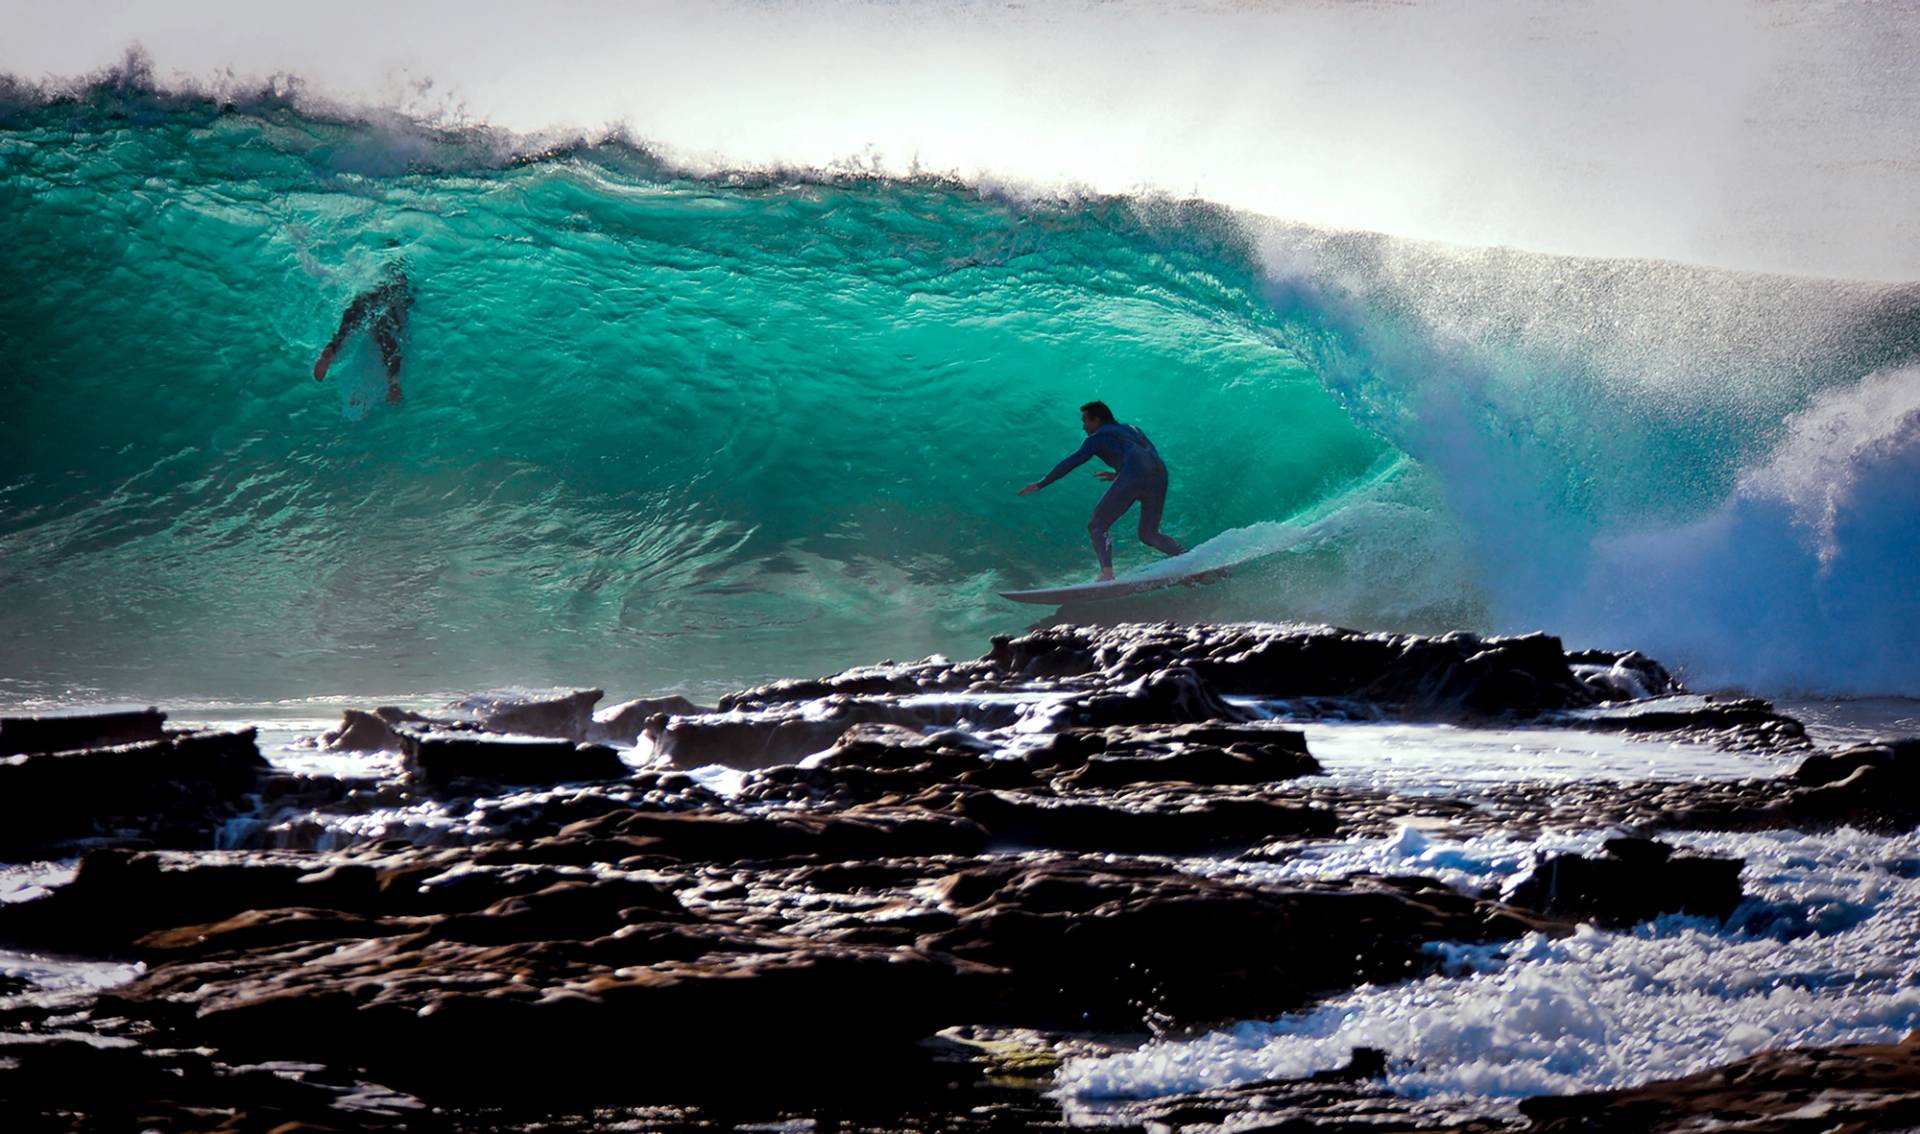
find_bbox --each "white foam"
[6,1,1918,279]
[0,949,146,1006]
[1580,366,1920,695]
[1062,826,1920,1105]
[1296,720,1789,793]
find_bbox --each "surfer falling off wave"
[1019,401,1188,581]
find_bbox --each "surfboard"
[999,562,1231,605]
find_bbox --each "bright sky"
[6,0,1919,279]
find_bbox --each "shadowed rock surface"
[1,622,1914,1132]
[1521,1035,1920,1133]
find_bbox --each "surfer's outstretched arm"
[1017,437,1098,496]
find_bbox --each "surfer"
[312,245,413,403]
[1018,401,1187,581]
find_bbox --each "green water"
[0,94,1403,701]
[11,88,1919,702]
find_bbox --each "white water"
[1036,708,1920,1106]
[1061,825,1920,1107]
[5,0,1919,280]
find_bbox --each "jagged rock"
[1049,664,1255,727]
[1567,648,1678,702]
[1786,739,1920,829]
[541,803,991,864]
[1051,722,1319,789]
[587,694,713,745]
[648,695,1023,770]
[1112,1046,1504,1133]
[0,705,166,755]
[6,836,1564,1111]
[448,687,605,741]
[734,724,1018,806]
[1521,1035,1920,1132]
[0,728,266,855]
[717,659,953,710]
[0,1032,437,1134]
[1564,696,1812,752]
[941,786,1338,853]
[980,625,1601,720]
[1504,837,1744,925]
[0,624,1875,1131]
[319,705,438,751]
[400,729,626,786]
[921,859,1560,1029]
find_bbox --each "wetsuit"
[317,265,412,402]
[1035,421,1188,574]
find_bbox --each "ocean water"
[4,4,1920,1118]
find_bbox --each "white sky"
[6,0,1919,279]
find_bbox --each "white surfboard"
[999,561,1231,605]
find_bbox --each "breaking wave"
[2,80,1917,700]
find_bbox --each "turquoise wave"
[3,84,1917,699]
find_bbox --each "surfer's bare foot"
[1096,570,1115,582]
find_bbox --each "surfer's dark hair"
[1080,401,1115,424]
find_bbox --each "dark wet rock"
[922,858,1561,1030]
[1049,664,1255,727]
[449,686,605,741]
[1201,626,1589,717]
[700,623,1619,725]
[1309,1045,1392,1083]
[447,686,602,740]
[1457,739,1920,838]
[0,728,267,856]
[399,729,626,786]
[0,1031,440,1134]
[1791,739,1920,787]
[1559,695,1812,753]
[971,624,1609,721]
[0,623,1891,1131]
[320,705,440,751]
[1785,738,1920,830]
[1504,837,1744,925]
[587,694,713,745]
[733,718,1320,810]
[1567,648,1678,702]
[648,694,1024,770]
[1052,722,1319,789]
[942,786,1337,854]
[0,847,384,950]
[1,836,1564,1114]
[128,939,977,1107]
[534,802,992,865]
[0,705,167,756]
[648,707,866,770]
[718,659,954,710]
[323,691,622,757]
[734,724,1016,806]
[1521,1035,1920,1133]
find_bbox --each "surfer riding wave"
[1018,400,1188,581]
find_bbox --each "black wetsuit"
[1035,421,1188,573]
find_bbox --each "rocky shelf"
[2,622,1915,1132]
